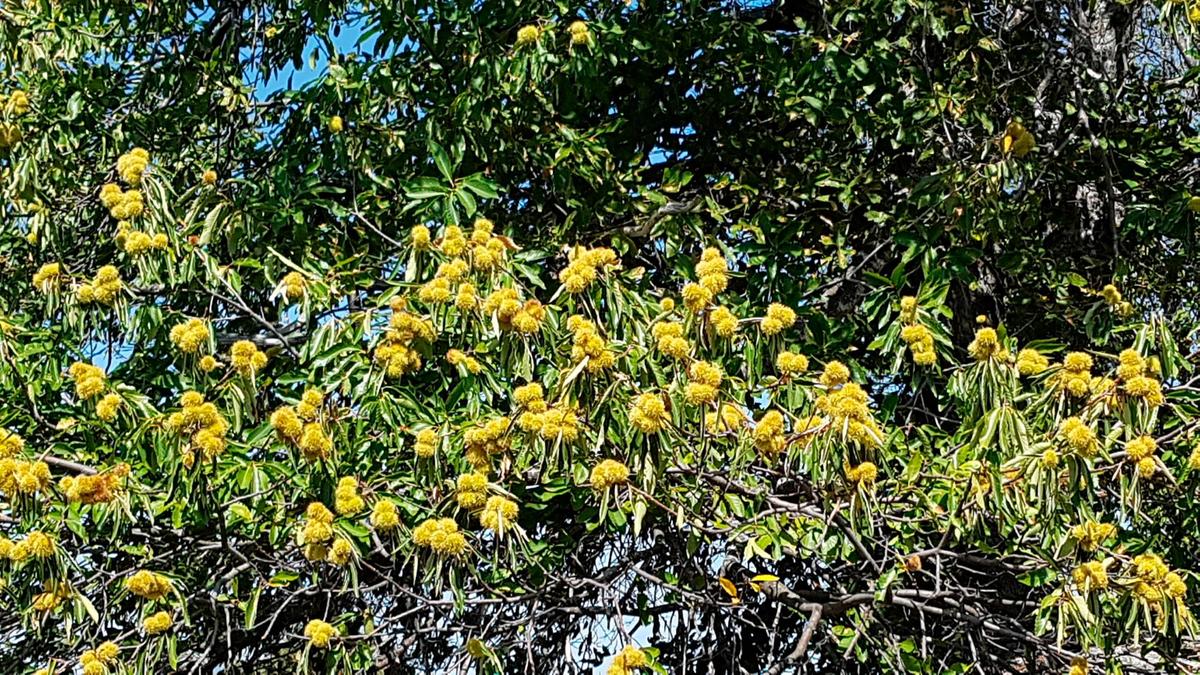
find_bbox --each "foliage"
[2,0,1200,673]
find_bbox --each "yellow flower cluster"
[608,645,648,674]
[100,182,145,220]
[559,246,618,293]
[483,288,545,334]
[0,457,51,497]
[464,416,511,470]
[1101,284,1121,306]
[1052,351,1093,397]
[900,324,936,366]
[1039,448,1059,469]
[4,89,30,115]
[776,350,809,376]
[567,315,615,372]
[535,406,582,443]
[846,461,878,486]
[143,611,173,635]
[230,339,268,377]
[120,227,168,256]
[169,318,211,354]
[413,517,468,556]
[411,225,431,249]
[1072,560,1109,593]
[447,348,482,374]
[414,427,439,458]
[753,410,787,456]
[1,531,55,562]
[32,262,62,292]
[1125,435,1158,479]
[0,428,23,457]
[117,148,150,185]
[1068,657,1088,675]
[478,495,519,534]
[68,361,107,399]
[680,247,730,312]
[281,271,306,301]
[126,570,172,601]
[96,392,123,421]
[272,389,333,461]
[629,392,669,434]
[819,360,850,388]
[761,303,797,336]
[516,24,542,46]
[1072,521,1116,552]
[897,297,936,366]
[1016,348,1049,376]
[334,476,364,515]
[568,20,591,46]
[375,299,436,378]
[1116,349,1165,407]
[80,641,122,675]
[60,468,125,505]
[456,471,489,510]
[709,305,739,338]
[327,537,354,566]
[370,499,400,530]
[165,391,229,467]
[304,619,337,649]
[77,265,123,305]
[652,321,690,360]
[512,382,548,432]
[466,217,510,271]
[1128,553,1187,603]
[816,380,884,449]
[685,360,722,406]
[441,225,467,256]
[31,580,72,613]
[591,459,630,490]
[1001,121,1035,157]
[298,502,335,561]
[706,403,749,435]
[202,169,218,186]
[1058,417,1099,458]
[967,327,1006,362]
[419,259,468,304]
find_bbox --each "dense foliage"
[2,0,1200,673]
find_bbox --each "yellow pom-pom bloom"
[304,619,337,648]
[95,393,123,422]
[1125,435,1157,462]
[169,318,210,354]
[591,459,630,490]
[761,303,796,335]
[819,361,850,388]
[370,500,400,531]
[143,611,173,635]
[776,351,809,376]
[1059,417,1099,458]
[516,24,541,46]
[478,495,519,534]
[126,570,172,600]
[629,393,669,434]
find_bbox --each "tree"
[1,0,1200,673]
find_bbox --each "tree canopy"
[2,0,1200,673]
